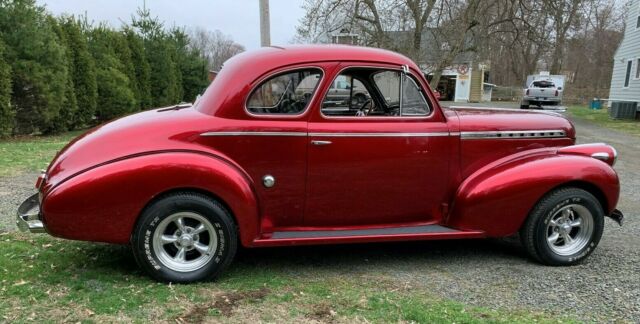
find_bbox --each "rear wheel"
[520,188,604,265]
[131,192,237,283]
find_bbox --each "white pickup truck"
[520,74,564,109]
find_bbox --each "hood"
[448,107,576,139]
[43,107,213,192]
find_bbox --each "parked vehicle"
[521,73,565,109]
[18,46,623,283]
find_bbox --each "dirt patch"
[176,287,270,323]
[308,302,338,322]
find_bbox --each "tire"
[520,188,604,266]
[131,192,238,283]
[520,104,529,109]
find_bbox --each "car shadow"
[69,238,529,282]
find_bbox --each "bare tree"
[295,0,626,96]
[189,28,245,71]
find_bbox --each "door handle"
[311,140,332,146]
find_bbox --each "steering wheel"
[356,99,374,117]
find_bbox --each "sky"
[36,0,307,50]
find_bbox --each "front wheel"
[131,192,237,283]
[520,188,604,265]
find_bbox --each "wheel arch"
[41,151,261,245]
[547,180,609,215]
[133,186,239,234]
[447,153,619,237]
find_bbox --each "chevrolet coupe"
[18,45,623,283]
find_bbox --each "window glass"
[321,74,371,115]
[373,71,400,107]
[624,60,632,87]
[247,69,321,115]
[636,58,640,79]
[321,68,430,117]
[401,75,429,116]
[532,81,555,88]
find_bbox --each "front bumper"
[16,193,45,233]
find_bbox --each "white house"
[608,0,640,114]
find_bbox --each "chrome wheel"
[546,204,594,256]
[152,212,218,272]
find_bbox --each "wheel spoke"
[192,223,207,235]
[174,247,186,262]
[547,232,560,244]
[561,232,574,245]
[193,242,209,254]
[161,235,178,244]
[570,219,582,227]
[174,217,185,231]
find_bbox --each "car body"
[521,79,564,108]
[18,45,623,282]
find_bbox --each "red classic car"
[18,45,623,283]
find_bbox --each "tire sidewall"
[534,191,604,265]
[132,195,236,283]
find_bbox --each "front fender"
[447,152,619,237]
[41,152,259,245]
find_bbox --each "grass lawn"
[0,232,577,323]
[0,131,84,177]
[566,105,640,137]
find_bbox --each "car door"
[304,63,452,227]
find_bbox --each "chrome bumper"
[16,193,45,233]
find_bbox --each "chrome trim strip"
[202,131,452,137]
[309,132,450,137]
[591,152,610,161]
[200,131,307,137]
[460,129,566,139]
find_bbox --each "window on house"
[637,15,640,28]
[624,60,632,87]
[636,58,640,79]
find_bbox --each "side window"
[373,71,400,107]
[401,75,429,116]
[247,69,322,115]
[321,74,371,115]
[321,67,431,117]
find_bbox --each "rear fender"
[447,151,619,237]
[41,152,259,245]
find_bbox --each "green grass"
[0,233,578,323]
[0,131,83,177]
[566,105,640,137]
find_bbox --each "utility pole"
[259,0,271,47]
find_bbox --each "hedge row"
[0,0,210,136]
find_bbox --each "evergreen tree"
[0,0,71,134]
[60,16,97,128]
[89,26,135,121]
[146,35,180,107]
[124,28,152,110]
[0,39,13,137]
[48,15,77,133]
[169,28,208,103]
[111,30,138,109]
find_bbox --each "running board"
[252,224,485,247]
[272,224,456,239]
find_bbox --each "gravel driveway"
[0,116,637,322]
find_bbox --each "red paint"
[33,45,620,247]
